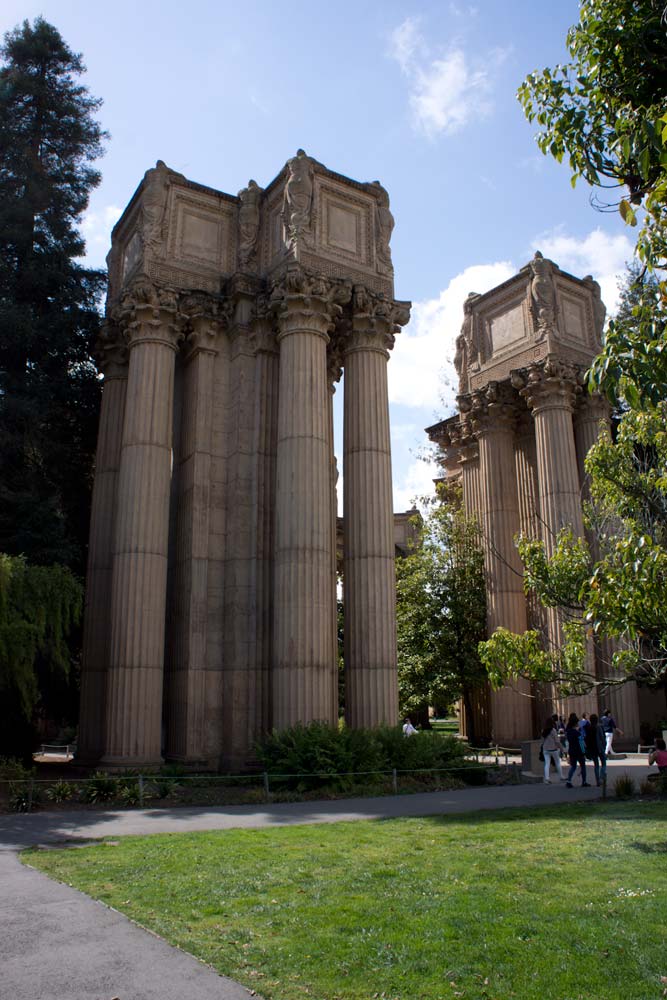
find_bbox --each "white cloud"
[531,226,634,315]
[388,260,515,414]
[81,204,123,268]
[411,50,491,138]
[388,16,423,75]
[388,18,506,138]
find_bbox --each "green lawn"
[25,802,667,1000]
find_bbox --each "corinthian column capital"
[343,284,411,357]
[95,319,128,379]
[468,382,520,437]
[179,291,224,358]
[119,277,184,351]
[576,389,610,428]
[270,265,352,342]
[512,358,583,416]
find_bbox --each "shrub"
[257,722,383,791]
[153,778,178,799]
[46,780,76,803]
[79,772,119,803]
[118,780,142,806]
[8,780,41,812]
[256,722,470,791]
[615,774,636,799]
[0,757,34,781]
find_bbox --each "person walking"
[585,713,607,787]
[601,709,623,756]
[565,712,589,787]
[541,718,564,784]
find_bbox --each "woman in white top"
[541,719,564,784]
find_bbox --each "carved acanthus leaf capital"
[576,389,610,427]
[179,291,224,356]
[270,266,351,341]
[95,319,128,378]
[513,358,583,415]
[344,286,411,356]
[468,382,521,437]
[119,277,183,350]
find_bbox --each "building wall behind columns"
[164,298,220,766]
[249,328,280,747]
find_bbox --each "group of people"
[540,710,622,787]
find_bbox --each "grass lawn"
[25,802,667,1000]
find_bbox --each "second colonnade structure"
[78,152,410,770]
[428,254,643,745]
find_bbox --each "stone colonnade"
[79,267,410,769]
[444,358,630,743]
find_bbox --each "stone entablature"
[79,154,411,771]
[106,151,397,308]
[454,253,605,397]
[428,253,642,746]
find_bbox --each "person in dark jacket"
[565,712,589,787]
[585,712,607,786]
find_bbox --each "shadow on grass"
[629,839,667,853]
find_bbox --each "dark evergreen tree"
[0,18,107,575]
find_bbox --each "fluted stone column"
[459,439,481,521]
[271,269,343,729]
[78,324,128,763]
[165,294,220,764]
[472,389,533,742]
[102,281,182,766]
[521,361,592,718]
[343,291,406,728]
[574,393,639,738]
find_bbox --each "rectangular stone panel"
[167,189,235,273]
[489,300,527,353]
[316,180,372,266]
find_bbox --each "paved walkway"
[0,756,655,1000]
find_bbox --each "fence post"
[263,771,270,802]
[28,777,34,812]
[138,774,144,808]
[392,768,398,795]
[602,774,607,801]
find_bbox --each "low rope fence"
[0,757,520,813]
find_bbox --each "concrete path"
[0,755,655,1000]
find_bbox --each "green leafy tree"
[396,496,487,742]
[0,18,107,574]
[0,553,83,758]
[518,0,667,404]
[479,414,667,700]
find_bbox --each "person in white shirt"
[402,718,417,737]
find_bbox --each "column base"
[99,753,164,771]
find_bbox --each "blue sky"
[2,1,635,510]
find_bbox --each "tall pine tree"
[0,18,107,575]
